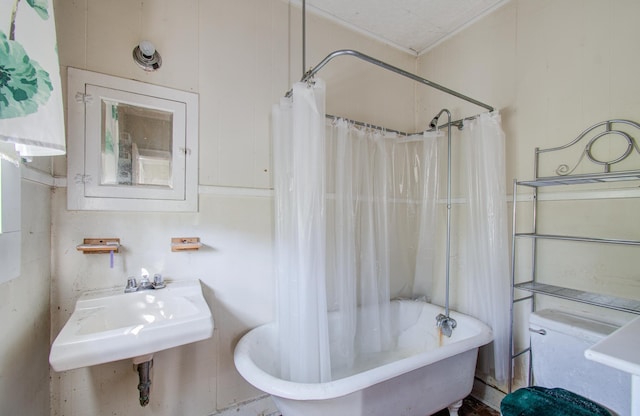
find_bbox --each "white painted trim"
[54,176,67,188]
[41,174,276,198]
[438,187,640,205]
[198,185,274,198]
[209,395,278,416]
[21,165,55,187]
[51,173,640,202]
[513,187,640,203]
[471,378,505,411]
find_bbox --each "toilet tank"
[529,309,631,416]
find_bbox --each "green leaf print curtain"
[0,0,65,156]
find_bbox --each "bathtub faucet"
[436,313,457,338]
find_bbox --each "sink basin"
[585,315,640,416]
[50,279,214,371]
[585,315,640,376]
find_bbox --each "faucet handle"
[152,273,165,289]
[435,313,457,338]
[138,273,153,290]
[125,277,138,293]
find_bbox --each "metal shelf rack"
[508,119,640,393]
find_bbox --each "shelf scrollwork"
[536,119,640,179]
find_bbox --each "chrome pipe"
[512,347,531,359]
[302,0,306,77]
[325,114,411,136]
[444,110,453,320]
[428,109,458,339]
[300,49,495,112]
[516,233,640,245]
[431,109,453,319]
[513,295,534,303]
[324,113,475,136]
[508,179,518,393]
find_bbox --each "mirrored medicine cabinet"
[67,68,198,211]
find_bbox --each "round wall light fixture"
[133,40,162,71]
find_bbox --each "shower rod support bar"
[326,114,410,136]
[298,49,494,112]
[325,113,478,136]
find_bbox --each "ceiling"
[305,0,508,55]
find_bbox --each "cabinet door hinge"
[74,174,92,184]
[75,92,93,104]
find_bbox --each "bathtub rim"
[234,302,493,401]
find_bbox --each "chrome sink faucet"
[124,273,166,293]
[436,313,457,338]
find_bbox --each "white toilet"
[529,309,631,416]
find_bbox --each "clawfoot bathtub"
[234,300,493,416]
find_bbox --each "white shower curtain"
[460,112,511,384]
[273,80,331,383]
[325,124,441,372]
[273,79,441,382]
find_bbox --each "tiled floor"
[432,396,500,416]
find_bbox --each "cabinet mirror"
[67,68,198,211]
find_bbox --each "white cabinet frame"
[67,68,198,212]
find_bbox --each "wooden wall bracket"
[76,238,120,254]
[171,237,202,252]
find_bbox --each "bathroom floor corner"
[432,396,500,416]
[268,395,500,416]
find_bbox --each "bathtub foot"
[447,399,463,416]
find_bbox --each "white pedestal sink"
[585,315,640,416]
[50,279,214,372]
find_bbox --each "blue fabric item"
[501,387,611,416]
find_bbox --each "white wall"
[0,176,52,416]
[50,0,415,415]
[417,0,640,394]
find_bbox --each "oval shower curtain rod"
[288,49,495,113]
